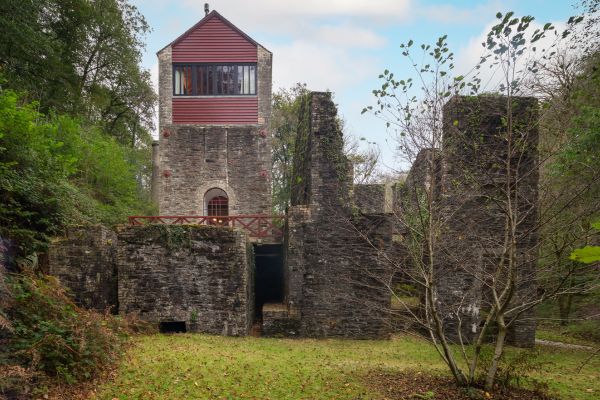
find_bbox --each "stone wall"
[117,225,253,336]
[436,95,539,347]
[354,184,393,214]
[286,92,392,338]
[48,226,118,312]
[157,125,272,216]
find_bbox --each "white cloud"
[312,24,386,48]
[268,40,379,93]
[419,1,503,24]
[183,0,412,23]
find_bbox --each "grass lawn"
[94,334,600,400]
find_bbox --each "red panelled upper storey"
[171,12,258,63]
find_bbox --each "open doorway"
[254,244,284,320]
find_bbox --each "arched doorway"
[204,188,228,225]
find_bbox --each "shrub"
[0,269,129,396]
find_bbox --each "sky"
[131,0,578,172]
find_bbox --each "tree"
[0,0,156,148]
[362,9,598,392]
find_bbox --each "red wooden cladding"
[173,97,258,124]
[172,16,257,63]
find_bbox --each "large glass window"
[173,63,257,96]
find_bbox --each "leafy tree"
[0,0,156,148]
[0,87,153,255]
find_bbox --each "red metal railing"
[127,215,285,240]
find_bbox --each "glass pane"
[187,66,192,95]
[174,67,182,95]
[207,66,213,95]
[249,65,256,94]
[244,66,250,94]
[196,66,204,95]
[216,66,223,95]
[237,66,243,94]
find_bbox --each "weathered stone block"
[48,225,118,312]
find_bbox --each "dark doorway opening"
[254,244,284,319]
[159,321,187,333]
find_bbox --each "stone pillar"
[437,95,539,347]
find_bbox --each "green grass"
[95,334,600,400]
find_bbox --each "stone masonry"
[46,93,539,346]
[284,92,394,338]
[436,95,539,347]
[48,226,118,312]
[117,225,254,335]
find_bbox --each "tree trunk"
[558,293,573,326]
[485,322,507,391]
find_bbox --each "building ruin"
[48,9,539,346]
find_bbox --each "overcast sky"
[132,0,577,172]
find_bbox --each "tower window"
[204,188,229,225]
[174,63,256,96]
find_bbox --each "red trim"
[128,215,285,240]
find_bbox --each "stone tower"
[154,9,272,217]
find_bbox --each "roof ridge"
[157,10,271,55]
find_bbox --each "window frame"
[172,63,257,96]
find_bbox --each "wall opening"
[254,244,284,319]
[159,321,187,333]
[204,188,228,224]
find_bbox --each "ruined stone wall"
[354,184,393,214]
[48,226,118,312]
[117,225,253,336]
[436,95,539,347]
[286,92,392,338]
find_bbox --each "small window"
[174,63,257,96]
[204,188,229,225]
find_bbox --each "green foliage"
[570,246,600,264]
[0,0,156,147]
[271,83,309,212]
[1,270,128,393]
[0,88,154,254]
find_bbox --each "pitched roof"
[157,10,270,55]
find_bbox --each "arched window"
[204,188,228,225]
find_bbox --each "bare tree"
[360,10,599,391]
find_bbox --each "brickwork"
[117,225,254,336]
[48,226,118,312]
